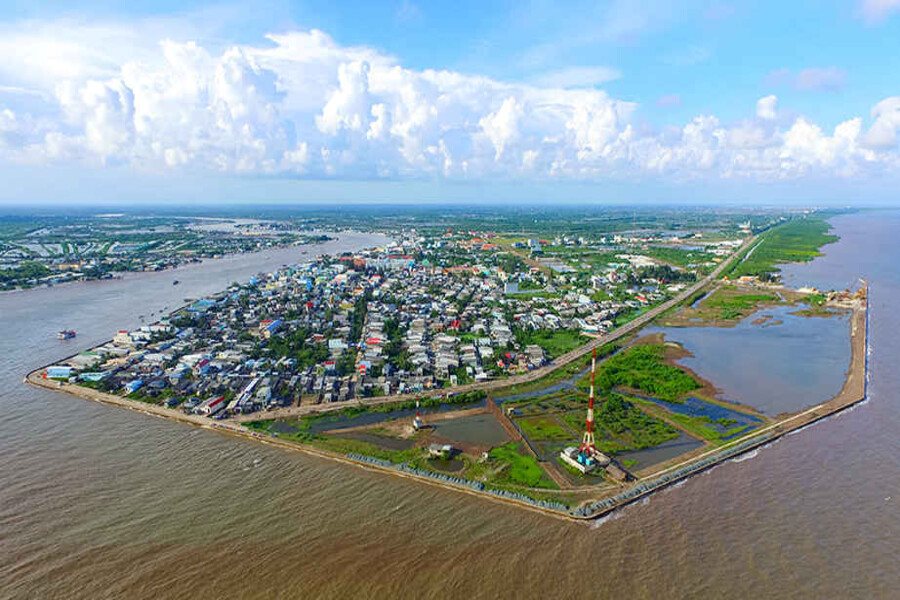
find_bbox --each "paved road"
[233,236,756,423]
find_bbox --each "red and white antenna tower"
[413,399,423,430]
[579,348,597,455]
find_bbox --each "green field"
[509,390,679,456]
[688,286,780,321]
[514,328,587,358]
[728,217,838,280]
[487,442,558,488]
[666,413,749,443]
[516,415,573,441]
[560,394,679,454]
[638,245,706,268]
[592,343,701,402]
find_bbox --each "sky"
[0,0,899,206]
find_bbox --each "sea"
[0,215,896,599]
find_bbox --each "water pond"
[616,431,704,471]
[630,394,762,439]
[645,303,851,414]
[431,413,510,446]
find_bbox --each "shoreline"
[25,277,868,521]
[568,289,868,519]
[0,232,344,296]
[24,370,578,521]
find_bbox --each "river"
[0,215,896,599]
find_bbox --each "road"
[232,235,756,423]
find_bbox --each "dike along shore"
[25,288,868,523]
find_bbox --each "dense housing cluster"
[46,225,745,419]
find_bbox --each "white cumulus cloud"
[0,22,897,185]
[756,95,778,120]
[864,96,900,148]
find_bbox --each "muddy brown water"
[1,216,897,599]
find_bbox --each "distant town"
[0,214,330,290]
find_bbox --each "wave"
[589,494,653,529]
[787,422,815,437]
[664,478,688,491]
[589,510,624,529]
[729,449,758,463]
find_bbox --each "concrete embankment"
[24,241,869,523]
[569,294,869,520]
[26,294,867,521]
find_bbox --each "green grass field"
[560,394,679,454]
[514,328,587,358]
[729,217,838,280]
[666,413,749,443]
[488,442,558,488]
[516,415,573,441]
[699,286,779,321]
[592,343,701,402]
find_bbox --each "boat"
[173,280,180,285]
[57,330,76,340]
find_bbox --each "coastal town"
[27,210,869,520]
[3,5,893,595]
[43,224,745,412]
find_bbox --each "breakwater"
[27,294,868,523]
[347,453,570,513]
[571,292,869,520]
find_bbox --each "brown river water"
[0,217,897,599]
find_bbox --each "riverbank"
[26,286,867,522]
[0,230,347,296]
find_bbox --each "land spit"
[26,286,867,522]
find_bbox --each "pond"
[431,413,510,446]
[629,394,763,438]
[494,366,591,403]
[616,431,704,471]
[645,303,851,414]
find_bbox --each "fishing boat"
[57,330,76,340]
